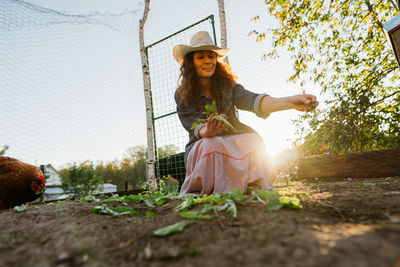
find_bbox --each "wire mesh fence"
[2,0,310,189]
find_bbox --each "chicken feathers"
[0,156,45,210]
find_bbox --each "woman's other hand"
[199,113,226,138]
[291,94,319,112]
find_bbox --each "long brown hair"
[176,52,237,113]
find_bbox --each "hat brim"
[173,44,230,65]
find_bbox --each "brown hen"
[0,156,45,209]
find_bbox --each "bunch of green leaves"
[302,89,318,117]
[190,100,235,132]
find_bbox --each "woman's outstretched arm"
[259,94,319,114]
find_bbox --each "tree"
[59,161,103,197]
[0,145,9,155]
[157,144,179,158]
[252,0,400,156]
[139,0,155,185]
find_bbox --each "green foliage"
[58,145,177,192]
[190,100,235,132]
[0,145,9,156]
[96,145,148,190]
[60,161,103,197]
[156,144,179,158]
[252,0,400,155]
[157,175,179,194]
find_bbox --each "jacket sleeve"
[232,84,270,119]
[175,91,206,139]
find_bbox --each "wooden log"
[296,148,400,179]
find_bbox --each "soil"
[1,177,400,267]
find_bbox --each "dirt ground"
[1,177,400,267]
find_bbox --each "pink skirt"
[180,133,277,195]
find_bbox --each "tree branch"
[364,0,384,30]
[388,0,399,10]
[367,90,400,108]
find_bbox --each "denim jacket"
[175,83,270,164]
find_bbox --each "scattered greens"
[90,187,302,237]
[153,221,195,237]
[190,100,235,132]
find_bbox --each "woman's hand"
[199,113,226,138]
[290,94,319,112]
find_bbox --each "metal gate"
[145,15,217,186]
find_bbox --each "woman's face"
[193,50,217,79]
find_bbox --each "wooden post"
[124,180,128,191]
[139,0,156,187]
[217,0,229,64]
[296,148,400,179]
[39,165,45,202]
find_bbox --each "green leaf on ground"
[153,220,195,237]
[105,194,142,203]
[176,196,195,211]
[356,182,376,186]
[155,196,169,206]
[253,190,282,211]
[227,189,245,203]
[79,195,100,202]
[216,199,237,218]
[180,211,213,219]
[279,196,302,209]
[143,198,156,208]
[193,194,224,205]
[145,211,156,217]
[93,204,140,216]
[14,204,27,212]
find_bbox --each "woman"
[173,31,318,194]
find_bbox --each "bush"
[60,161,103,197]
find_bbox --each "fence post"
[218,0,229,64]
[139,0,156,187]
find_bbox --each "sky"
[1,0,322,168]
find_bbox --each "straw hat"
[173,31,230,65]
